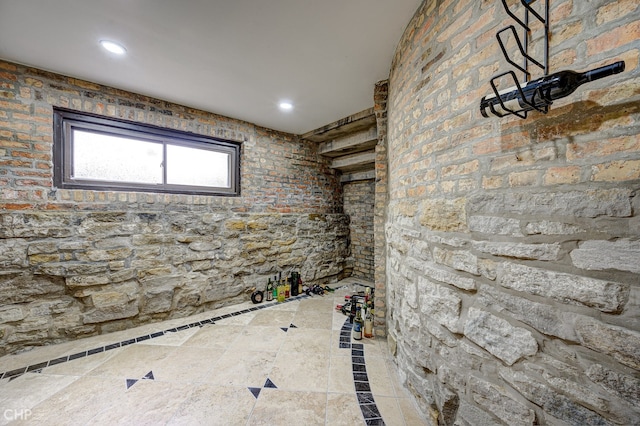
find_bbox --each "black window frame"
[53,107,241,196]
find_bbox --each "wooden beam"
[340,170,376,183]
[331,150,376,172]
[318,126,378,158]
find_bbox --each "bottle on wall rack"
[480,61,625,118]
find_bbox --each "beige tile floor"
[0,279,428,426]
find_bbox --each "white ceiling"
[0,0,420,135]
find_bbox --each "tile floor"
[0,279,428,425]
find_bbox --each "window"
[53,108,240,196]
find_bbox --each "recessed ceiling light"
[279,102,293,111]
[100,40,127,55]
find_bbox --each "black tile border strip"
[0,294,309,381]
[339,317,386,426]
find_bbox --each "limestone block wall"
[343,180,375,280]
[0,61,349,356]
[386,0,639,424]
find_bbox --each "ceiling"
[0,0,420,135]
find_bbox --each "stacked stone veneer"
[0,61,350,356]
[386,0,639,425]
[343,180,375,280]
[374,80,390,337]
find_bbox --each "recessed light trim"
[279,101,293,111]
[100,40,127,55]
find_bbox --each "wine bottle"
[290,272,298,297]
[266,278,273,302]
[349,295,357,324]
[364,303,373,338]
[272,275,278,300]
[480,61,625,118]
[285,277,290,299]
[353,307,364,341]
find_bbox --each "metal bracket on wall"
[489,0,550,118]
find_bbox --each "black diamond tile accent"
[365,418,386,425]
[69,351,87,360]
[249,387,261,399]
[88,347,104,355]
[212,317,222,321]
[280,327,288,332]
[143,371,155,380]
[339,343,351,349]
[121,338,136,346]
[27,362,48,372]
[249,307,259,311]
[48,356,68,366]
[151,331,165,338]
[126,379,138,389]
[289,323,297,328]
[222,314,232,319]
[264,378,277,389]
[231,312,241,316]
[352,349,364,357]
[136,335,151,342]
[352,343,364,350]
[177,325,189,331]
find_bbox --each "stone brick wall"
[374,80,389,336]
[386,0,639,425]
[0,61,349,356]
[343,180,375,280]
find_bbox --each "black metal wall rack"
[488,0,550,119]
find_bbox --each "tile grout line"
[244,296,303,425]
[0,294,310,382]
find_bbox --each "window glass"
[166,144,230,188]
[53,108,241,196]
[73,130,163,184]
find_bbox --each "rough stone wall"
[386,0,639,425]
[343,180,375,280]
[374,80,390,336]
[0,61,349,356]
